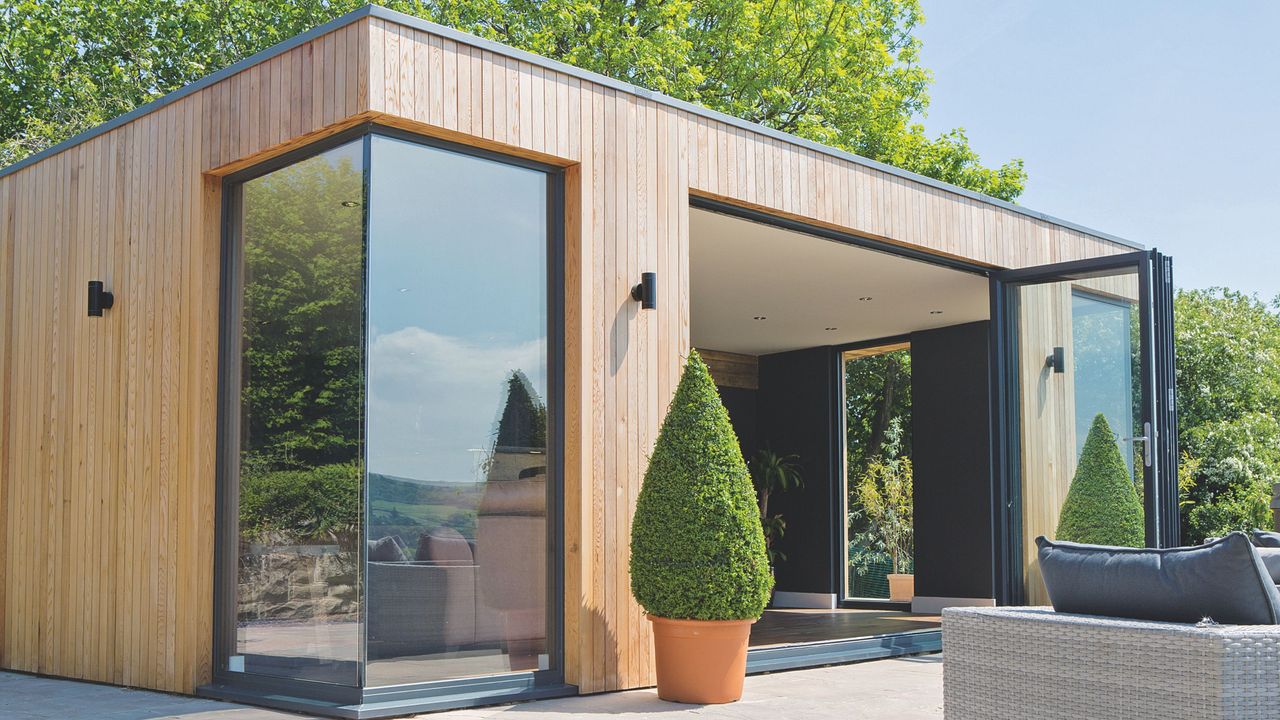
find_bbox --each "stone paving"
[1,654,943,719]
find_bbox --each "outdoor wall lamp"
[88,280,114,317]
[632,272,657,310]
[1046,346,1065,374]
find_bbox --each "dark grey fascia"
[0,3,1145,251]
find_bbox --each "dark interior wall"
[910,321,995,599]
[717,386,759,462]
[756,347,839,594]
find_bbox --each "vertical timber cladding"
[0,19,373,693]
[0,7,1137,697]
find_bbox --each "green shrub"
[629,350,773,620]
[240,462,361,542]
[1056,413,1145,546]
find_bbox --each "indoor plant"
[750,449,804,568]
[630,350,773,704]
[852,455,915,601]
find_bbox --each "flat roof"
[0,3,1143,250]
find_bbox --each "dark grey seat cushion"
[1253,529,1280,547]
[1037,533,1280,625]
[1257,547,1280,584]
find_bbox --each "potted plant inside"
[630,350,773,704]
[852,455,914,602]
[750,449,804,573]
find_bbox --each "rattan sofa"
[943,606,1280,720]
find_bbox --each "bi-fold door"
[991,250,1177,605]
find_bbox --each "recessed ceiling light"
[930,310,944,315]
[859,296,873,302]
[753,316,767,321]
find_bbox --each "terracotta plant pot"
[887,573,915,602]
[648,615,755,704]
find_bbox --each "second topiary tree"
[1056,413,1145,547]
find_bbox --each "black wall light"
[631,272,657,310]
[88,280,114,317]
[1046,346,1065,374]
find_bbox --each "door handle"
[1121,421,1154,468]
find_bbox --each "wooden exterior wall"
[0,10,1135,696]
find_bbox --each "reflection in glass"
[1072,291,1139,480]
[1015,273,1144,604]
[234,140,366,685]
[364,136,549,686]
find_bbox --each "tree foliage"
[1056,413,1145,547]
[1,0,1025,200]
[241,145,365,469]
[1175,288,1280,543]
[844,349,912,478]
[851,455,913,574]
[630,350,772,620]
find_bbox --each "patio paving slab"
[0,654,942,719]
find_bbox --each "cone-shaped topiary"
[630,350,773,620]
[1056,413,1145,547]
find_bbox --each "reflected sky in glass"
[366,136,548,484]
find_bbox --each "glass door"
[991,251,1177,605]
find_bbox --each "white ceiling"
[690,208,991,355]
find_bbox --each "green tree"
[2,0,1024,200]
[1056,413,1145,547]
[844,349,912,478]
[630,350,772,620]
[1174,289,1280,543]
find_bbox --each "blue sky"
[915,1,1280,299]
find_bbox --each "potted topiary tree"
[630,350,773,704]
[1056,413,1145,546]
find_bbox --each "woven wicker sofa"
[944,606,1280,720]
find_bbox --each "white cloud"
[366,326,546,483]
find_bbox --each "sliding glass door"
[991,251,1177,605]
[218,128,560,699]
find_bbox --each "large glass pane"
[842,345,914,600]
[234,140,366,685]
[365,136,549,686]
[1072,290,1139,481]
[1013,272,1143,604]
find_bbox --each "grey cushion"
[1036,532,1280,625]
[1258,547,1280,584]
[1253,529,1280,547]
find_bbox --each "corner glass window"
[223,131,556,693]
